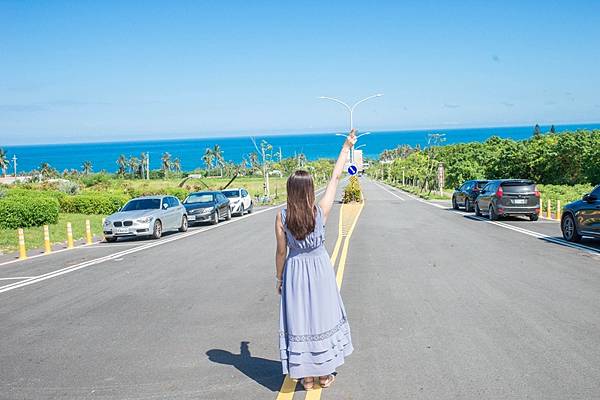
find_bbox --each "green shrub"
[59,193,129,215]
[342,176,362,203]
[80,173,111,188]
[0,196,60,229]
[7,188,66,201]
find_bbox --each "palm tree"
[116,154,127,176]
[139,152,148,179]
[213,144,224,176]
[173,158,182,173]
[128,156,140,177]
[161,152,171,176]
[39,162,56,179]
[82,161,93,175]
[248,152,259,174]
[202,148,214,174]
[0,148,8,177]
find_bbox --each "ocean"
[3,123,600,173]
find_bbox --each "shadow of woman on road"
[206,341,287,392]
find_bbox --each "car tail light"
[496,186,503,198]
[534,190,541,197]
[535,208,540,214]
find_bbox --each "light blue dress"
[279,205,353,379]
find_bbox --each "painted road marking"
[372,180,405,201]
[0,277,37,281]
[336,202,364,288]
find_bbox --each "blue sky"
[1,1,599,144]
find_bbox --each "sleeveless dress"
[279,205,353,379]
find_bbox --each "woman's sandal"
[319,374,335,388]
[301,377,315,390]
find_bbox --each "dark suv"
[452,180,489,212]
[561,185,600,242]
[475,179,540,221]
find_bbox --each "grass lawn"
[0,213,105,254]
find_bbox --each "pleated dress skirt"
[279,206,353,379]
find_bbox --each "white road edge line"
[371,180,405,201]
[0,242,101,268]
[0,277,37,280]
[0,188,326,295]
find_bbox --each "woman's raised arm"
[318,130,357,221]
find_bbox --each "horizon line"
[3,121,600,148]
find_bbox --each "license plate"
[512,199,527,204]
[187,215,196,221]
[115,227,129,234]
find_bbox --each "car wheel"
[212,210,219,225]
[475,202,482,216]
[247,201,253,213]
[179,215,188,232]
[226,207,232,220]
[452,196,459,210]
[105,236,117,243]
[562,214,582,242]
[238,204,245,216]
[529,213,539,222]
[489,205,498,221]
[152,220,163,239]
[464,198,471,212]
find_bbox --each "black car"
[561,185,600,242]
[475,179,540,221]
[452,180,489,211]
[183,191,231,225]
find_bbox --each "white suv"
[221,188,253,216]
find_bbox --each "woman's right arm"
[275,211,287,294]
[318,129,357,221]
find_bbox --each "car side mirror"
[584,193,597,202]
[480,190,486,194]
[162,203,169,209]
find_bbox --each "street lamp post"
[319,94,383,163]
[12,155,17,177]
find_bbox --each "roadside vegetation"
[0,139,333,253]
[342,176,363,203]
[368,129,600,203]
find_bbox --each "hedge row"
[59,194,129,215]
[0,196,60,229]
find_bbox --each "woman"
[275,130,357,390]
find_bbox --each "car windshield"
[222,190,240,198]
[184,193,214,204]
[501,181,536,193]
[121,199,161,211]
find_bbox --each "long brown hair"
[285,170,316,240]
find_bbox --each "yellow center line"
[275,199,365,400]
[329,205,344,265]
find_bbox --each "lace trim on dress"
[279,316,347,342]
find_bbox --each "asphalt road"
[1,178,599,399]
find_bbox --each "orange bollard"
[66,222,74,249]
[85,219,93,245]
[43,225,52,253]
[18,228,27,260]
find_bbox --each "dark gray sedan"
[561,185,600,242]
[183,191,231,225]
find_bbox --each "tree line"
[372,129,600,189]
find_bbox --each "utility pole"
[12,155,17,177]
